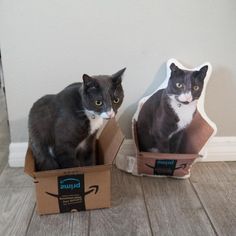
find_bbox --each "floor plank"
[89,167,152,236]
[142,176,216,236]
[25,198,90,236]
[71,211,90,236]
[26,210,73,236]
[0,187,35,236]
[190,162,236,236]
[225,161,236,174]
[0,166,33,188]
[0,151,8,175]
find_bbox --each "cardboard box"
[133,111,215,178]
[24,118,124,215]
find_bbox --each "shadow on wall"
[118,62,167,138]
[10,118,28,142]
[205,66,236,136]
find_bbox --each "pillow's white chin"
[178,93,193,103]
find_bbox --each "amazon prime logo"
[59,178,81,190]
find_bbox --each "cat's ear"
[198,65,208,80]
[111,68,126,85]
[82,74,98,89]
[193,65,208,81]
[170,63,180,73]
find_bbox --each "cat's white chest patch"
[89,116,103,134]
[169,97,197,132]
[85,111,104,134]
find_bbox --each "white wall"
[0,0,236,141]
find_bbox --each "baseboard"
[8,137,236,167]
[8,142,28,167]
[202,137,236,162]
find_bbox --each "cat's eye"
[113,98,120,104]
[193,85,199,91]
[95,100,103,106]
[176,83,183,88]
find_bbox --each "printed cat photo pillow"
[116,59,217,178]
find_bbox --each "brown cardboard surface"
[182,111,215,153]
[24,118,124,215]
[97,118,124,165]
[85,170,111,209]
[35,165,111,178]
[138,152,200,159]
[35,169,111,215]
[24,148,35,178]
[137,153,197,177]
[35,176,60,214]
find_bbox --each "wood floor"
[0,88,235,236]
[0,162,235,236]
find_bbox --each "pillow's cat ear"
[198,65,208,80]
[170,63,180,73]
[111,68,126,85]
[193,65,208,81]
[82,74,98,89]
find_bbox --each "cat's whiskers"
[85,109,97,119]
[76,110,85,113]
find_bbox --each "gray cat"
[28,68,126,171]
[137,63,208,153]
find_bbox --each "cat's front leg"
[54,144,80,169]
[169,130,184,153]
[76,133,97,166]
[155,137,170,153]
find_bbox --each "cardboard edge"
[97,117,125,165]
[138,152,201,160]
[111,136,125,165]
[24,147,35,178]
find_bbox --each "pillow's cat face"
[166,63,208,104]
[82,68,125,119]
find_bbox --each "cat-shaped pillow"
[116,59,217,178]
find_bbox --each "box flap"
[183,111,214,153]
[24,148,36,178]
[97,118,125,165]
[34,164,111,178]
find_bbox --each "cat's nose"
[106,110,115,118]
[101,109,115,119]
[185,93,193,102]
[179,93,192,103]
